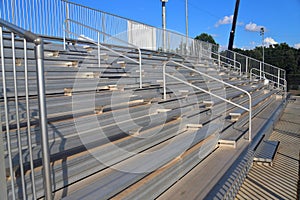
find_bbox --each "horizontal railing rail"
[64,19,143,88]
[0,19,39,42]
[163,60,252,142]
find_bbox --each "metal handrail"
[64,19,143,88]
[0,18,38,42]
[0,19,52,200]
[200,48,242,74]
[163,60,252,142]
[226,48,286,73]
[250,68,287,98]
[224,48,286,79]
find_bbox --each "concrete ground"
[236,96,300,200]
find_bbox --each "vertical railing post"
[161,1,167,52]
[0,112,8,200]
[63,24,66,50]
[0,26,16,200]
[24,38,37,199]
[65,1,70,36]
[138,49,142,89]
[97,32,101,68]
[218,53,221,69]
[34,38,52,200]
[245,57,248,76]
[163,62,167,100]
[277,69,280,89]
[249,98,252,142]
[259,62,262,79]
[233,52,236,69]
[102,14,106,42]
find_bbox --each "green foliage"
[195,33,219,52]
[195,33,217,45]
[234,43,300,90]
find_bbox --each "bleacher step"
[186,124,203,130]
[218,127,248,148]
[253,140,280,166]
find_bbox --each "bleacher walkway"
[236,96,300,200]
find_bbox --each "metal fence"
[0,0,216,58]
[0,0,287,80]
[223,49,287,97]
[0,18,52,199]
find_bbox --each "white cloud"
[250,41,257,46]
[264,37,278,46]
[218,45,228,51]
[294,43,300,49]
[245,22,265,32]
[215,15,233,27]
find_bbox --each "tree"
[233,43,300,91]
[195,33,217,45]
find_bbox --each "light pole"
[185,0,188,53]
[161,0,168,51]
[260,27,265,79]
[260,27,265,63]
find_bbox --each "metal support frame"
[163,60,252,142]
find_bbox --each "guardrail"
[64,19,143,88]
[1,0,286,86]
[0,0,215,58]
[250,68,287,98]
[0,19,52,200]
[220,49,286,92]
[162,60,252,142]
[200,47,242,74]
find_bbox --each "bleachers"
[0,23,286,200]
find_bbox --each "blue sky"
[72,0,300,49]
